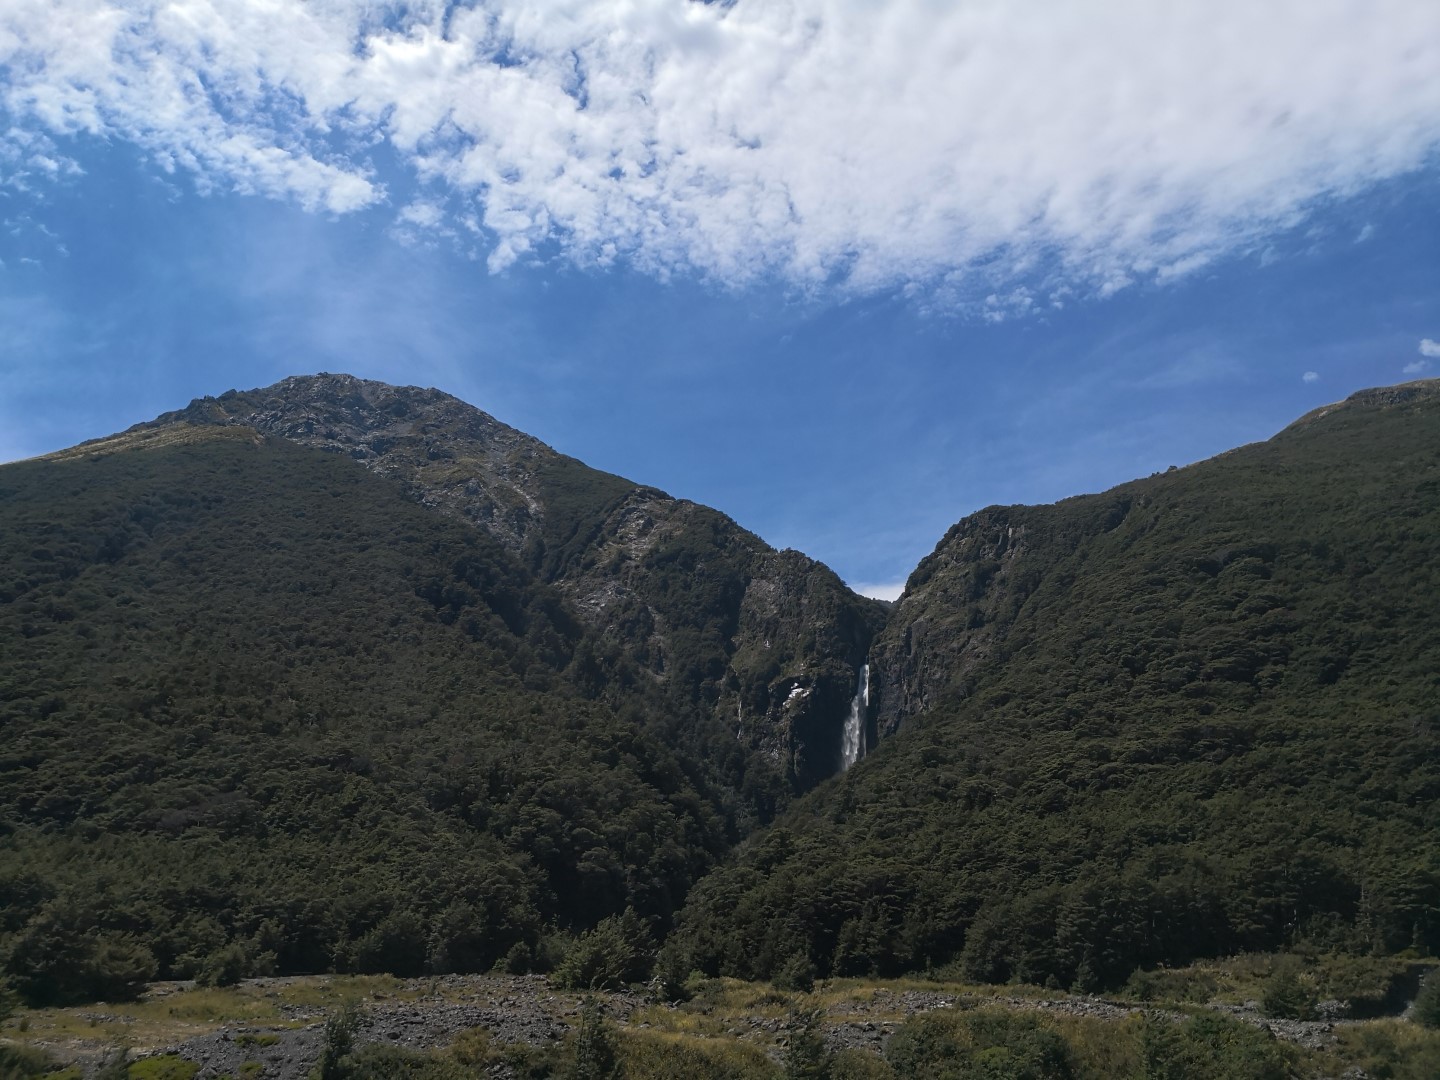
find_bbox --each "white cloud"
[1404,359,1431,375]
[1420,339,1440,358]
[1302,371,1319,383]
[852,581,906,603]
[3,0,1439,301]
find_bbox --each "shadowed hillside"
[139,375,887,791]
[0,427,734,1002]
[677,381,1440,989]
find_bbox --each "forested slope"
[677,381,1440,989]
[0,425,732,1003]
[143,375,887,790]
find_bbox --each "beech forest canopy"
[0,380,1438,1007]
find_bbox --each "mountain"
[139,375,886,791]
[0,375,880,1004]
[3,374,1437,1007]
[677,380,1440,989]
[0,423,733,1002]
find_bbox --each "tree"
[784,1006,831,1080]
[1413,973,1440,1029]
[571,997,620,1080]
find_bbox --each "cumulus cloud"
[1420,339,1440,358]
[2,0,1439,300]
[1302,371,1319,383]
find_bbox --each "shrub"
[553,911,655,991]
[773,955,816,995]
[94,1047,129,1080]
[0,1043,61,1080]
[654,939,693,1003]
[311,1003,363,1080]
[572,997,620,1080]
[196,945,249,988]
[783,1006,830,1080]
[1412,972,1440,1029]
[828,1049,894,1080]
[1122,967,1218,1005]
[1260,967,1317,1021]
[616,1030,779,1080]
[885,1008,1074,1080]
[1139,1013,1295,1080]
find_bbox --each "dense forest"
[676,382,1440,989]
[1,377,1438,1017]
[0,426,762,1004]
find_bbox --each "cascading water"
[842,663,869,769]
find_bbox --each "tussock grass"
[0,977,408,1055]
[615,1028,778,1080]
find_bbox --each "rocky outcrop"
[867,506,1031,734]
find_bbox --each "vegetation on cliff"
[0,428,740,1002]
[2,376,1438,1026]
[677,382,1440,989]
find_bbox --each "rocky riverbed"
[20,973,1392,1080]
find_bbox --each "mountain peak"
[132,371,887,787]
[1281,376,1440,436]
[138,372,567,555]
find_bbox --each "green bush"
[1412,973,1440,1029]
[654,939,693,1003]
[885,1009,1073,1080]
[196,945,249,988]
[572,997,620,1080]
[827,1049,893,1080]
[553,911,655,991]
[311,1003,363,1080]
[616,1030,780,1080]
[1259,967,1317,1021]
[1335,1020,1440,1080]
[783,1007,830,1080]
[1122,967,1218,1004]
[94,1048,129,1080]
[0,1043,61,1080]
[1139,1013,1295,1080]
[773,955,816,995]
[340,1045,461,1080]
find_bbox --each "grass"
[0,977,415,1055]
[6,967,1439,1079]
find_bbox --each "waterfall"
[842,663,869,770]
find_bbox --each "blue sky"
[2,1,1439,597]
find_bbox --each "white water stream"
[842,663,869,769]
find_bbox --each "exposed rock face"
[138,373,886,788]
[142,374,558,555]
[867,507,1030,735]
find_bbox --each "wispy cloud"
[2,1,1439,302]
[1302,370,1319,383]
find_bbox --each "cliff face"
[867,507,1029,735]
[137,373,886,787]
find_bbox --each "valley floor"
[3,965,1438,1080]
